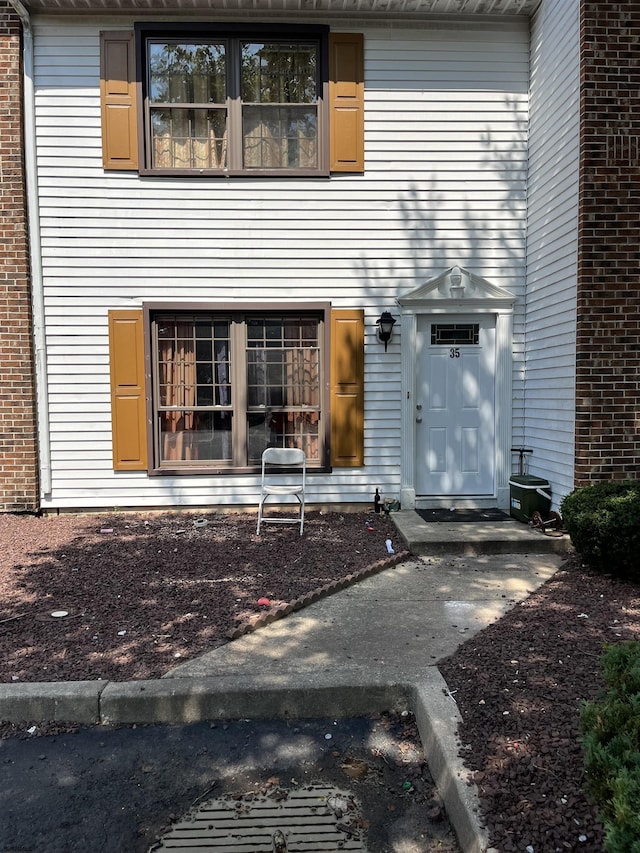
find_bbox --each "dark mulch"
[440,555,640,853]
[0,509,400,683]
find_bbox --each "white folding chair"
[256,447,306,535]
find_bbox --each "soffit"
[20,0,539,19]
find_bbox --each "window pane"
[248,411,319,464]
[157,313,232,464]
[243,105,317,169]
[247,319,319,399]
[151,108,228,169]
[431,324,480,345]
[149,42,226,104]
[156,316,231,411]
[241,41,318,170]
[241,42,317,104]
[160,411,233,462]
[247,347,319,407]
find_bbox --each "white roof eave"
[18,0,540,17]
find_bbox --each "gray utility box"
[508,475,552,523]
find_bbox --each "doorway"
[415,315,495,497]
[397,265,516,510]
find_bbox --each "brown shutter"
[100,31,138,170]
[330,309,364,467]
[109,309,148,470]
[329,33,364,173]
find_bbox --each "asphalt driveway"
[0,714,459,853]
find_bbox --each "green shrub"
[560,481,640,579]
[581,642,640,852]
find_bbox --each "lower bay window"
[108,305,364,474]
[153,310,325,470]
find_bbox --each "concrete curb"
[100,671,413,725]
[412,673,489,853]
[0,667,490,853]
[0,680,105,726]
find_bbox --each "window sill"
[138,168,331,179]
[148,464,330,476]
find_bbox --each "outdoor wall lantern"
[449,266,465,298]
[376,311,397,352]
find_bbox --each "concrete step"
[392,510,571,556]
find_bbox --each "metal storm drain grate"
[152,784,367,852]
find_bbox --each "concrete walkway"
[166,550,561,682]
[0,511,570,853]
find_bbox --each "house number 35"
[449,347,461,358]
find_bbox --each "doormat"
[416,507,511,523]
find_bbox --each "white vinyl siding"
[33,17,529,509]
[524,0,580,507]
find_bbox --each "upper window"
[101,29,363,175]
[138,24,329,176]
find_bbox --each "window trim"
[143,301,332,475]
[134,22,330,178]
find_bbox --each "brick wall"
[576,1,640,485]
[0,2,39,512]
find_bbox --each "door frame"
[397,266,516,510]
[415,312,497,498]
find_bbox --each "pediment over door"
[397,265,515,312]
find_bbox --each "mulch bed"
[0,509,402,684]
[440,555,640,853]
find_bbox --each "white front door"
[415,315,496,497]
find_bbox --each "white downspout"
[9,0,52,499]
